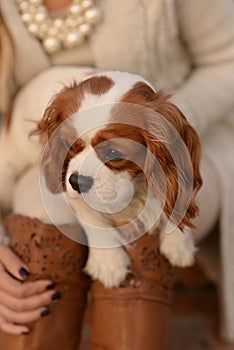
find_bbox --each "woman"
[0,0,234,347]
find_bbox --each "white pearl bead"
[19,1,29,11]
[64,31,84,48]
[69,4,83,16]
[21,12,33,23]
[43,37,61,53]
[82,0,94,9]
[28,22,39,34]
[79,23,91,36]
[54,18,64,28]
[34,11,47,23]
[85,7,102,25]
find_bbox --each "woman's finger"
[0,288,60,312]
[0,264,54,298]
[0,303,50,325]
[0,316,30,335]
[0,245,30,280]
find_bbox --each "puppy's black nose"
[69,172,94,193]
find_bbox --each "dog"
[0,67,202,288]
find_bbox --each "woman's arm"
[172,0,234,136]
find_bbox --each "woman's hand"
[0,244,60,335]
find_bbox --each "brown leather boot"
[90,229,175,350]
[0,213,90,350]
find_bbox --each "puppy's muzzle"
[69,172,94,193]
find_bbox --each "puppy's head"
[35,71,202,228]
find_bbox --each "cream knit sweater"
[1,0,234,342]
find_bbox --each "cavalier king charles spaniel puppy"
[0,68,202,288]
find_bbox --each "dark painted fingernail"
[51,291,61,301]
[22,331,30,335]
[19,267,30,278]
[46,283,56,290]
[41,309,50,317]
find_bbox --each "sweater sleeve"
[172,0,234,137]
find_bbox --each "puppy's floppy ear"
[32,83,80,194]
[34,82,81,141]
[40,131,67,194]
[141,89,202,230]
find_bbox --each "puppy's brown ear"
[40,132,67,194]
[32,84,80,194]
[142,90,202,230]
[34,82,81,141]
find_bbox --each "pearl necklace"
[15,0,102,54]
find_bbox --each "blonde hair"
[0,15,14,114]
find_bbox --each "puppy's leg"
[81,223,131,288]
[85,245,130,288]
[159,226,197,267]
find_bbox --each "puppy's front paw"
[159,228,197,267]
[84,247,131,288]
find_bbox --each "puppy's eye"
[62,139,72,151]
[104,149,125,162]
